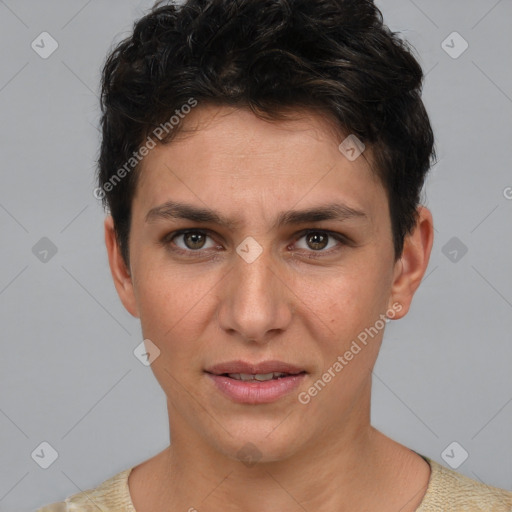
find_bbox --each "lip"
[204,360,307,404]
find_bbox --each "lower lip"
[206,373,306,404]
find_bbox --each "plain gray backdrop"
[0,0,511,510]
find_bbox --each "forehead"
[133,105,387,228]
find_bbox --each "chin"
[207,421,306,466]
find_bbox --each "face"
[106,105,432,463]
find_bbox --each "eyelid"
[292,228,350,244]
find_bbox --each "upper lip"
[205,360,306,375]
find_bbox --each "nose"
[215,243,294,345]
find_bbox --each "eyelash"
[160,229,350,259]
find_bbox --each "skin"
[105,105,434,512]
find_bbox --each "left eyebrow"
[145,200,369,230]
[273,203,368,230]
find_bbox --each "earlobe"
[104,215,140,318]
[387,206,434,320]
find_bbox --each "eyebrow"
[145,200,368,230]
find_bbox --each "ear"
[104,215,139,318]
[387,206,434,319]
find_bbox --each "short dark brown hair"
[97,0,436,267]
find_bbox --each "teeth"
[254,373,280,381]
[227,372,288,381]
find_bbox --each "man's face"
[116,105,405,461]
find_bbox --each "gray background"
[0,0,511,510]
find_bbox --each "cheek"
[134,262,218,349]
[322,265,389,322]
[304,271,388,404]
[306,264,392,373]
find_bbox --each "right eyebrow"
[145,200,242,229]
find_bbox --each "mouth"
[219,371,305,381]
[205,359,306,376]
[204,360,307,404]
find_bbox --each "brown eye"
[294,230,345,254]
[182,232,207,250]
[305,232,329,251]
[163,230,217,254]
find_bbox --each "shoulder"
[418,456,512,512]
[35,467,135,512]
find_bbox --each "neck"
[165,424,376,512]
[130,383,428,512]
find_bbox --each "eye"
[292,230,347,257]
[163,230,219,255]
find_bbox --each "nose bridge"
[217,240,292,342]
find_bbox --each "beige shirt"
[37,454,512,511]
